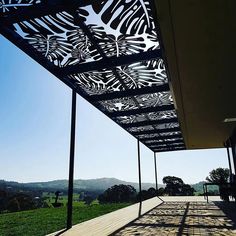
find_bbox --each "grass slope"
[0,202,130,236]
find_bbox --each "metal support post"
[67,90,77,229]
[230,138,236,175]
[137,140,142,203]
[226,145,233,178]
[206,184,209,203]
[154,152,158,194]
[203,184,206,199]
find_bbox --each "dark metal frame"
[225,143,233,179]
[67,90,77,229]
[230,136,236,175]
[137,140,142,203]
[154,152,158,192]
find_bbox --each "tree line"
[97,176,195,204]
[0,167,230,212]
[97,168,231,203]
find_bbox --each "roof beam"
[144,140,184,145]
[61,50,162,76]
[153,147,185,153]
[132,127,180,136]
[139,134,182,141]
[109,104,175,117]
[148,143,184,148]
[90,84,169,101]
[121,117,178,128]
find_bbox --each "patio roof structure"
[2,0,236,233]
[0,0,185,153]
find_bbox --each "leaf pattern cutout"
[26,33,72,67]
[136,92,173,107]
[69,70,123,95]
[91,0,154,34]
[97,91,173,114]
[155,123,179,130]
[14,12,98,67]
[116,111,176,124]
[7,0,185,150]
[128,126,155,132]
[118,59,167,89]
[136,132,181,139]
[94,32,146,57]
[147,30,159,50]
[99,97,138,113]
[76,8,89,22]
[0,0,41,13]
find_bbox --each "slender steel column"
[137,140,142,203]
[154,152,158,193]
[230,138,236,175]
[206,184,209,203]
[226,146,233,178]
[67,90,77,229]
[203,184,206,200]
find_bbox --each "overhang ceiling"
[155,0,236,149]
[0,0,186,153]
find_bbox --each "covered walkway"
[1,1,236,235]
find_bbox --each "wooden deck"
[48,196,229,236]
[48,197,163,236]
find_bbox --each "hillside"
[1,179,219,194]
[0,178,163,192]
[192,181,219,194]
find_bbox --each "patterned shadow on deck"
[113,202,236,236]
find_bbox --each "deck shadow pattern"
[113,201,236,235]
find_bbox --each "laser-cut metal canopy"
[0,0,185,153]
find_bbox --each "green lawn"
[0,203,131,236]
[43,193,83,207]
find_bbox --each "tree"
[162,176,194,196]
[98,184,136,203]
[6,193,36,212]
[147,187,157,198]
[206,168,230,183]
[84,196,94,206]
[0,190,8,212]
[163,176,184,196]
[182,184,195,196]
[158,187,165,196]
[206,168,230,201]
[136,187,157,201]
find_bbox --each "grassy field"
[0,202,131,236]
[43,193,82,207]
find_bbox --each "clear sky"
[0,35,229,185]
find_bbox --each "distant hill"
[0,178,164,192]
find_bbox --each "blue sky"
[0,35,229,184]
